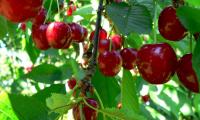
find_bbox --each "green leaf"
[8,94,52,120]
[185,0,200,7]
[92,68,120,107]
[126,33,143,49]
[46,93,72,114]
[24,64,63,84]
[192,38,200,89]
[73,5,93,17]
[0,16,8,39]
[176,6,200,33]
[106,3,152,35]
[122,70,139,113]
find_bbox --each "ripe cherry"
[137,43,177,84]
[120,48,137,70]
[89,28,107,41]
[158,6,187,41]
[46,22,72,49]
[32,24,50,50]
[0,0,43,22]
[111,35,123,50]
[98,51,122,76]
[33,8,47,25]
[69,23,88,43]
[98,39,111,54]
[20,23,26,31]
[67,77,77,89]
[141,95,150,103]
[67,5,76,16]
[176,54,199,93]
[73,98,98,120]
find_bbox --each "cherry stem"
[94,89,106,119]
[44,0,53,23]
[190,33,193,53]
[153,0,158,43]
[56,0,60,14]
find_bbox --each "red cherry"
[158,6,187,41]
[0,0,43,22]
[33,8,47,25]
[20,22,26,31]
[46,22,72,49]
[111,35,123,50]
[32,24,50,50]
[141,95,150,103]
[176,54,199,93]
[98,39,111,54]
[120,48,137,70]
[89,28,107,41]
[98,51,122,76]
[69,23,88,43]
[137,43,177,84]
[68,77,77,89]
[73,98,98,120]
[67,7,73,16]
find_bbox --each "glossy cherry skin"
[158,6,187,41]
[89,28,107,41]
[69,23,88,43]
[120,48,137,70]
[111,35,123,50]
[0,0,43,22]
[98,39,111,54]
[32,8,47,25]
[137,43,177,84]
[46,22,72,49]
[98,51,122,76]
[176,54,199,93]
[73,98,98,120]
[32,24,50,50]
[67,77,77,89]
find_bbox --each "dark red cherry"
[141,95,150,103]
[20,22,26,31]
[111,35,123,50]
[32,24,50,50]
[89,28,107,41]
[0,0,43,22]
[176,54,199,93]
[73,98,98,120]
[69,23,88,43]
[120,48,137,70]
[46,22,72,49]
[33,8,47,25]
[68,77,77,89]
[158,6,187,41]
[137,43,177,84]
[98,51,122,76]
[98,39,111,54]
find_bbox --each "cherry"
[176,54,199,93]
[111,35,123,50]
[120,48,137,70]
[20,23,26,31]
[46,22,72,49]
[141,95,150,103]
[0,0,43,22]
[32,8,47,25]
[89,28,107,41]
[98,51,122,76]
[73,98,98,120]
[32,24,50,50]
[98,39,111,54]
[158,6,187,41]
[69,23,88,43]
[67,5,76,16]
[137,43,177,84]
[68,77,77,89]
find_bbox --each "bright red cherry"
[98,51,122,76]
[68,77,77,89]
[46,22,72,49]
[73,98,98,120]
[111,35,123,50]
[98,39,111,54]
[176,54,199,93]
[158,6,187,41]
[120,48,137,70]
[32,24,50,50]
[89,28,107,41]
[20,22,26,31]
[69,23,88,43]
[32,8,47,25]
[0,0,43,22]
[141,95,150,103]
[137,43,177,84]
[67,5,76,16]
